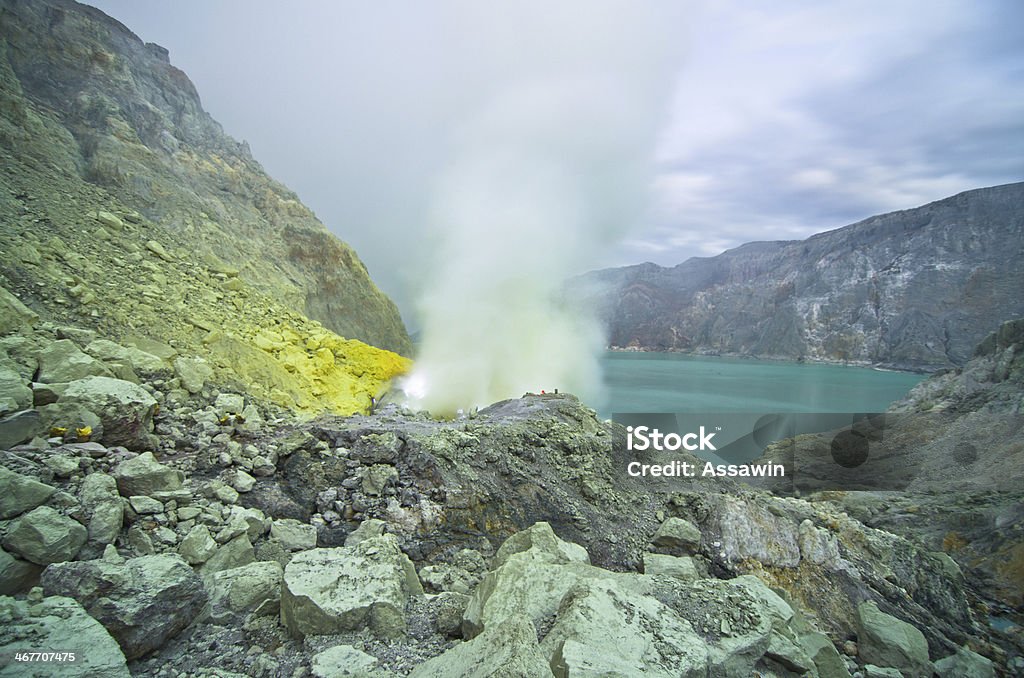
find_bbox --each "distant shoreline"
[603,346,935,374]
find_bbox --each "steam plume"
[404,2,685,414]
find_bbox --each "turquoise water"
[599,352,925,418]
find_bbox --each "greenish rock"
[270,518,317,551]
[311,644,387,678]
[409,613,552,678]
[433,591,471,637]
[280,535,423,639]
[933,645,996,678]
[0,594,129,677]
[178,525,217,565]
[113,451,183,497]
[799,631,852,678]
[59,376,157,449]
[0,545,40,594]
[36,339,114,383]
[863,666,904,678]
[205,560,283,624]
[230,469,256,493]
[492,520,590,569]
[361,463,398,496]
[96,210,124,231]
[856,601,932,678]
[41,553,207,661]
[35,402,102,441]
[43,453,80,477]
[128,495,164,514]
[199,534,255,576]
[642,553,699,582]
[0,366,31,414]
[174,356,213,394]
[2,505,86,565]
[651,516,702,552]
[729,575,794,624]
[418,562,479,594]
[85,339,168,375]
[0,465,56,519]
[0,285,38,335]
[214,392,245,416]
[79,472,122,546]
[541,578,707,678]
[0,408,45,449]
[344,517,387,546]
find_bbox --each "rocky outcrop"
[572,182,1024,370]
[0,0,410,356]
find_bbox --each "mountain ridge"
[573,182,1024,370]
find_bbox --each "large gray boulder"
[112,451,183,497]
[0,285,38,335]
[36,339,114,383]
[0,545,40,594]
[651,516,703,553]
[934,645,996,678]
[0,408,45,449]
[409,613,553,678]
[41,553,207,660]
[0,465,56,519]
[280,534,422,639]
[85,339,168,375]
[856,601,932,678]
[0,366,31,415]
[173,356,213,394]
[79,472,123,547]
[541,578,707,677]
[0,594,129,677]
[58,376,157,449]
[492,521,590,569]
[2,506,86,565]
[205,561,283,624]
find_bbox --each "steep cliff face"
[0,0,411,356]
[574,183,1024,370]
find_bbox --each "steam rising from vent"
[403,2,685,414]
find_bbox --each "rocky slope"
[0,0,411,356]
[0,316,1017,674]
[572,182,1024,370]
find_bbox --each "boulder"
[0,285,38,335]
[199,534,255,576]
[0,366,31,414]
[178,525,218,565]
[85,339,168,375]
[205,561,283,623]
[651,516,703,552]
[361,463,398,495]
[492,521,590,568]
[409,613,552,678]
[0,465,56,519]
[642,553,699,581]
[311,644,389,678]
[41,553,207,660]
[934,645,996,678]
[2,506,86,565]
[540,578,708,677]
[856,601,932,678]
[0,408,45,448]
[79,472,123,546]
[36,339,114,383]
[270,518,317,551]
[344,517,387,546]
[0,545,40,594]
[280,534,422,639]
[59,376,157,449]
[173,356,214,394]
[113,451,183,496]
[0,594,129,677]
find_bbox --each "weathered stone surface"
[933,645,996,678]
[643,553,699,581]
[311,644,388,678]
[651,516,702,552]
[0,285,38,335]
[173,356,214,394]
[281,535,422,639]
[541,578,708,678]
[230,469,256,493]
[41,553,207,660]
[409,614,552,678]
[85,339,167,375]
[113,451,183,496]
[128,495,163,514]
[270,518,317,552]
[79,472,122,546]
[856,601,932,678]
[205,561,283,624]
[344,517,387,546]
[2,506,86,565]
[0,366,31,414]
[0,594,129,677]
[199,534,255,576]
[178,525,218,565]
[492,521,590,569]
[36,339,114,383]
[0,408,44,449]
[0,545,40,594]
[59,376,157,449]
[0,465,56,519]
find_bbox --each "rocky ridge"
[0,0,412,417]
[0,324,1017,675]
[572,182,1024,370]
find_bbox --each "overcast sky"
[87,1,1024,323]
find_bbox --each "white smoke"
[404,2,686,414]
